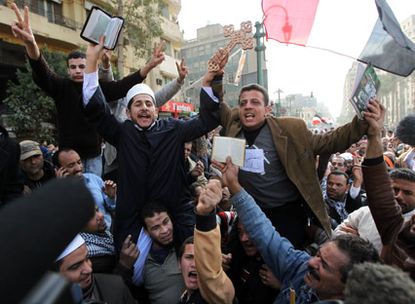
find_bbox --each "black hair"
[52,147,77,168]
[178,236,194,259]
[389,168,415,183]
[66,50,86,66]
[332,235,380,283]
[395,114,415,146]
[141,202,169,228]
[239,84,269,106]
[327,170,349,182]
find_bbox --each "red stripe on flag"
[262,0,320,46]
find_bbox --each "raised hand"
[203,48,229,87]
[196,179,222,216]
[119,234,139,269]
[212,157,241,195]
[86,36,105,73]
[140,42,165,78]
[363,98,385,138]
[176,59,188,83]
[103,179,117,200]
[10,3,40,59]
[101,49,112,69]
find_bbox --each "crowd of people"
[1,3,415,304]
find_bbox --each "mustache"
[308,266,320,281]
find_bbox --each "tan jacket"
[219,102,367,235]
[194,225,235,304]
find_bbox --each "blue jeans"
[82,154,103,178]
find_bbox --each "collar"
[403,208,415,221]
[133,120,157,131]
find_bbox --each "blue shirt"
[83,173,116,228]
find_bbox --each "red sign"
[160,101,194,113]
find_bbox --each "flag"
[312,115,322,126]
[358,0,415,77]
[312,114,332,125]
[262,0,320,46]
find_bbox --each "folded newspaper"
[349,63,381,120]
[80,6,124,50]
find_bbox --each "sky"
[178,0,415,119]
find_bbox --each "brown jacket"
[219,102,367,235]
[363,159,415,279]
[195,224,235,304]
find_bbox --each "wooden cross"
[208,21,254,72]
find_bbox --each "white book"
[80,6,124,50]
[211,136,246,167]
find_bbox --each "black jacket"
[84,87,220,249]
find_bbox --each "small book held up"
[80,6,124,50]
[349,63,381,120]
[211,136,246,167]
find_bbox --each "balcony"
[160,55,179,78]
[161,17,183,44]
[4,0,83,31]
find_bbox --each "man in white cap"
[19,140,55,193]
[82,38,225,253]
[55,234,136,303]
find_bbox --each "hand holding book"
[81,6,124,50]
[349,63,381,120]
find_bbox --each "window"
[161,39,172,56]
[161,6,169,19]
[26,0,63,26]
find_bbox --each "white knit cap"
[56,234,85,261]
[126,83,155,107]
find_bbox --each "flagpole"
[254,21,266,86]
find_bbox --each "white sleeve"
[82,71,99,106]
[202,87,219,103]
[349,184,361,199]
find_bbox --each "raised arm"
[83,39,121,146]
[100,43,164,102]
[215,158,310,285]
[139,42,165,79]
[194,179,235,304]
[362,100,403,246]
[98,50,114,82]
[154,59,188,107]
[179,49,228,141]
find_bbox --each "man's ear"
[126,108,132,120]
[266,105,272,114]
